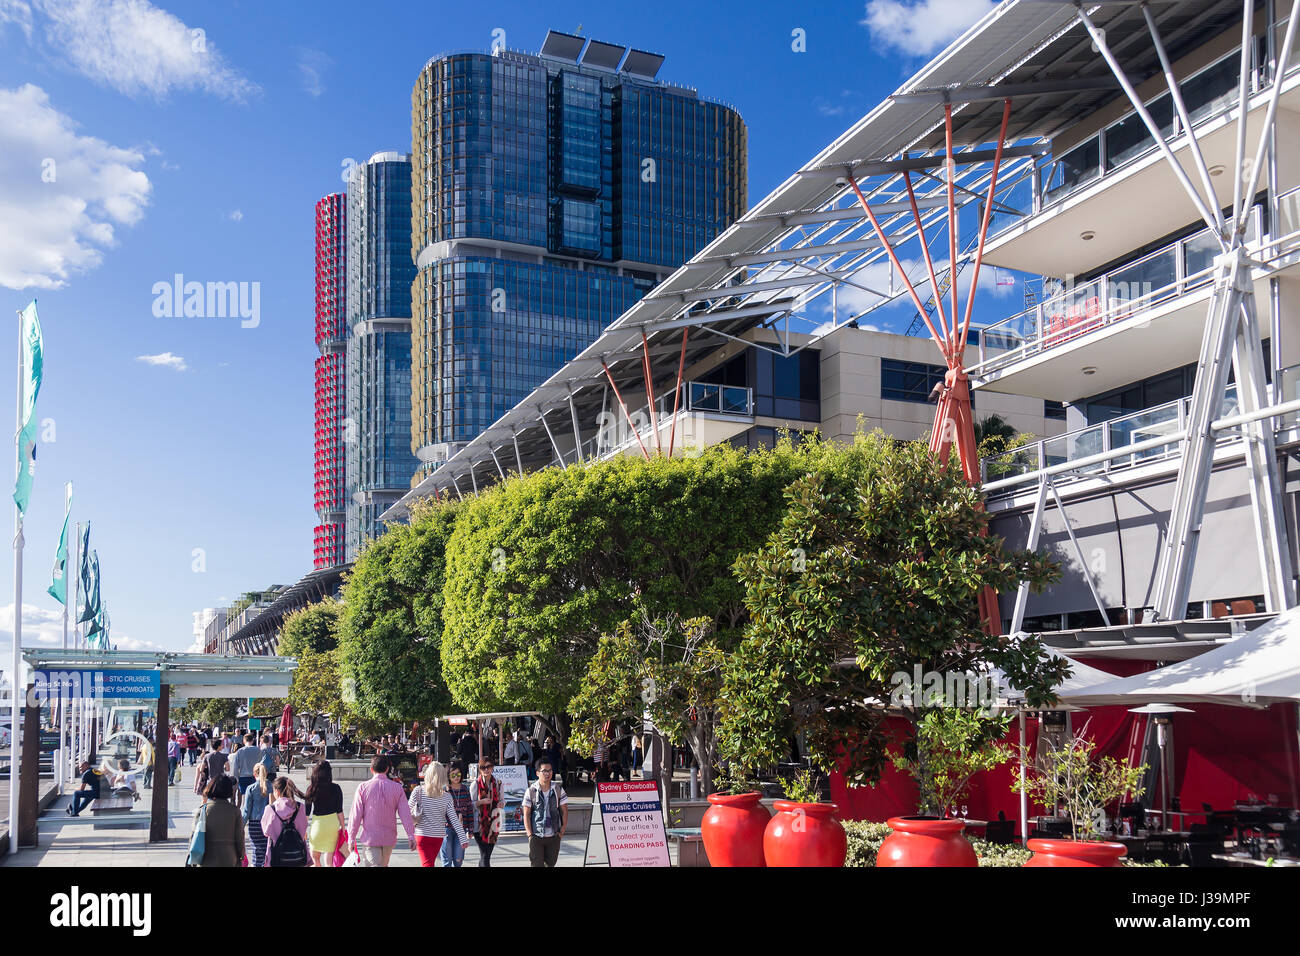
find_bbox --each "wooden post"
[150,682,169,842]
[17,682,40,846]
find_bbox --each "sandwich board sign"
[584,780,670,867]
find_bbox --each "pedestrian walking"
[185,727,200,766]
[241,763,271,867]
[231,732,260,807]
[166,735,180,785]
[442,760,474,868]
[261,776,310,867]
[347,755,415,868]
[258,733,279,780]
[468,758,503,867]
[407,761,469,867]
[630,732,642,778]
[195,737,228,795]
[195,775,245,867]
[304,760,345,868]
[522,756,569,867]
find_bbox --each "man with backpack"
[522,756,568,867]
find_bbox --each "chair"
[1182,833,1227,867]
[984,819,1016,844]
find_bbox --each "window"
[881,358,946,403]
[1045,400,1067,421]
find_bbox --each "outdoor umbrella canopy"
[989,641,1119,709]
[1058,607,1300,708]
[279,704,293,746]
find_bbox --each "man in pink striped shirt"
[347,755,415,867]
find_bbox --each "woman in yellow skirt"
[304,760,344,866]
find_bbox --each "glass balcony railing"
[987,23,1300,241]
[574,380,755,464]
[975,368,1300,494]
[973,204,1269,375]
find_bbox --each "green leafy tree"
[1011,725,1147,840]
[441,443,815,716]
[569,613,728,801]
[287,648,350,732]
[890,707,1013,816]
[277,600,341,656]
[337,499,459,723]
[975,414,1037,479]
[719,430,1067,789]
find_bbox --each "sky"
[0,0,1010,663]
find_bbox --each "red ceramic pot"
[701,792,771,867]
[877,816,978,867]
[763,800,848,867]
[1024,839,1127,867]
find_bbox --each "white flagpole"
[9,310,25,853]
[69,517,79,776]
[55,483,69,792]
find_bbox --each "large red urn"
[876,816,978,867]
[1024,839,1127,867]
[700,792,770,867]
[763,800,848,867]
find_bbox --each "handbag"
[186,803,208,867]
[173,766,182,784]
[333,827,349,868]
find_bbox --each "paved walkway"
[4,767,600,867]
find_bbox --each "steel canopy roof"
[384,0,1249,519]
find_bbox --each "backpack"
[269,803,309,867]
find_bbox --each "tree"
[337,499,459,723]
[889,707,1012,817]
[719,430,1068,788]
[974,414,1036,479]
[277,601,341,656]
[287,648,350,732]
[440,443,815,716]
[569,614,728,800]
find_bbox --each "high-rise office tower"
[408,31,747,477]
[344,152,420,559]
[313,192,347,568]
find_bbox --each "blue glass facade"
[410,47,746,473]
[344,153,420,558]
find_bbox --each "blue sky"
[0,0,1004,659]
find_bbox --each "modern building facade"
[408,31,747,479]
[344,152,421,560]
[313,192,347,568]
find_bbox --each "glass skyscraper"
[312,192,347,568]
[409,32,747,477]
[344,152,420,559]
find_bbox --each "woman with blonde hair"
[408,760,469,867]
[241,762,272,867]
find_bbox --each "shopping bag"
[341,849,360,867]
[186,804,208,867]
[173,766,182,784]
[333,827,349,868]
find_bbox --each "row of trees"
[297,428,1067,799]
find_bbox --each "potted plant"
[701,766,770,867]
[763,768,848,868]
[1011,725,1147,867]
[878,707,1010,867]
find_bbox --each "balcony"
[967,194,1300,400]
[980,364,1300,499]
[982,21,1300,277]
[578,381,754,464]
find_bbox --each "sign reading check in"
[33,669,161,700]
[597,780,670,867]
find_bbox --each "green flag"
[87,600,107,648]
[77,528,99,625]
[13,300,44,515]
[47,481,72,605]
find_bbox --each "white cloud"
[0,601,67,648]
[2,0,258,101]
[861,0,998,58]
[227,209,243,222]
[0,84,151,290]
[112,633,163,652]
[296,48,331,97]
[136,351,187,371]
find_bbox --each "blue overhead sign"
[33,669,160,701]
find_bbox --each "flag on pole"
[13,300,43,515]
[77,529,99,625]
[87,600,106,648]
[995,268,1016,287]
[47,481,72,604]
